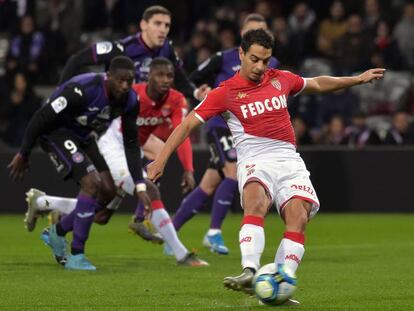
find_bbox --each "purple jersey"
[48,73,137,140]
[92,33,182,83]
[193,47,279,130]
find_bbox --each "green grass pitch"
[1,213,414,311]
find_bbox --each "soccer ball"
[253,263,297,305]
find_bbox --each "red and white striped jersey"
[194,69,306,160]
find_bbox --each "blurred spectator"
[332,14,373,74]
[292,116,313,145]
[218,27,237,50]
[6,15,46,83]
[363,0,382,36]
[254,0,276,24]
[383,111,414,144]
[82,0,109,32]
[0,72,42,146]
[371,20,403,70]
[393,2,414,70]
[36,0,82,57]
[317,88,360,127]
[343,111,382,148]
[271,16,293,66]
[287,2,317,67]
[319,115,346,145]
[317,1,347,57]
[183,31,212,73]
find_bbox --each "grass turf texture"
[1,213,413,311]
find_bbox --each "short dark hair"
[150,57,174,70]
[241,28,274,53]
[142,5,171,21]
[242,13,266,27]
[109,56,135,73]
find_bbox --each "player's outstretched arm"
[304,68,386,94]
[147,111,202,182]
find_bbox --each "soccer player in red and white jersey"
[147,29,385,299]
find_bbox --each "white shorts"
[237,153,320,218]
[98,118,145,196]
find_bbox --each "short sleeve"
[194,86,227,123]
[282,70,306,96]
[170,93,188,128]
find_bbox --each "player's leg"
[59,137,116,271]
[172,168,221,230]
[204,161,237,255]
[274,198,311,274]
[223,181,271,293]
[38,132,104,269]
[197,127,237,254]
[273,158,319,276]
[24,188,77,231]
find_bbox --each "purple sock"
[210,178,238,229]
[134,202,145,222]
[58,194,96,234]
[66,195,99,254]
[173,187,209,231]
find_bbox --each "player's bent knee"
[99,181,117,203]
[80,173,101,197]
[282,199,311,229]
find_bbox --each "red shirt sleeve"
[194,85,228,122]
[171,94,193,171]
[282,70,306,96]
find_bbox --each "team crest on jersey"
[161,107,171,117]
[236,92,248,99]
[271,78,282,91]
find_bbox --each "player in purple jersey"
[169,14,279,255]
[59,5,209,100]
[8,56,151,271]
[23,5,209,243]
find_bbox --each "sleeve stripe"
[293,77,307,97]
[194,112,206,123]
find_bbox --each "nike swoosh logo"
[217,200,231,205]
[88,107,100,112]
[76,212,94,218]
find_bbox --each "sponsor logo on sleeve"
[76,116,88,126]
[51,97,67,113]
[74,87,82,96]
[115,42,124,52]
[96,41,113,55]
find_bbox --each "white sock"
[36,195,76,214]
[239,224,265,271]
[274,238,305,274]
[207,228,221,236]
[151,208,188,261]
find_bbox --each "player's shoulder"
[132,82,146,95]
[267,68,301,79]
[168,87,185,101]
[221,47,238,57]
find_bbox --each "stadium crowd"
[0,0,414,148]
